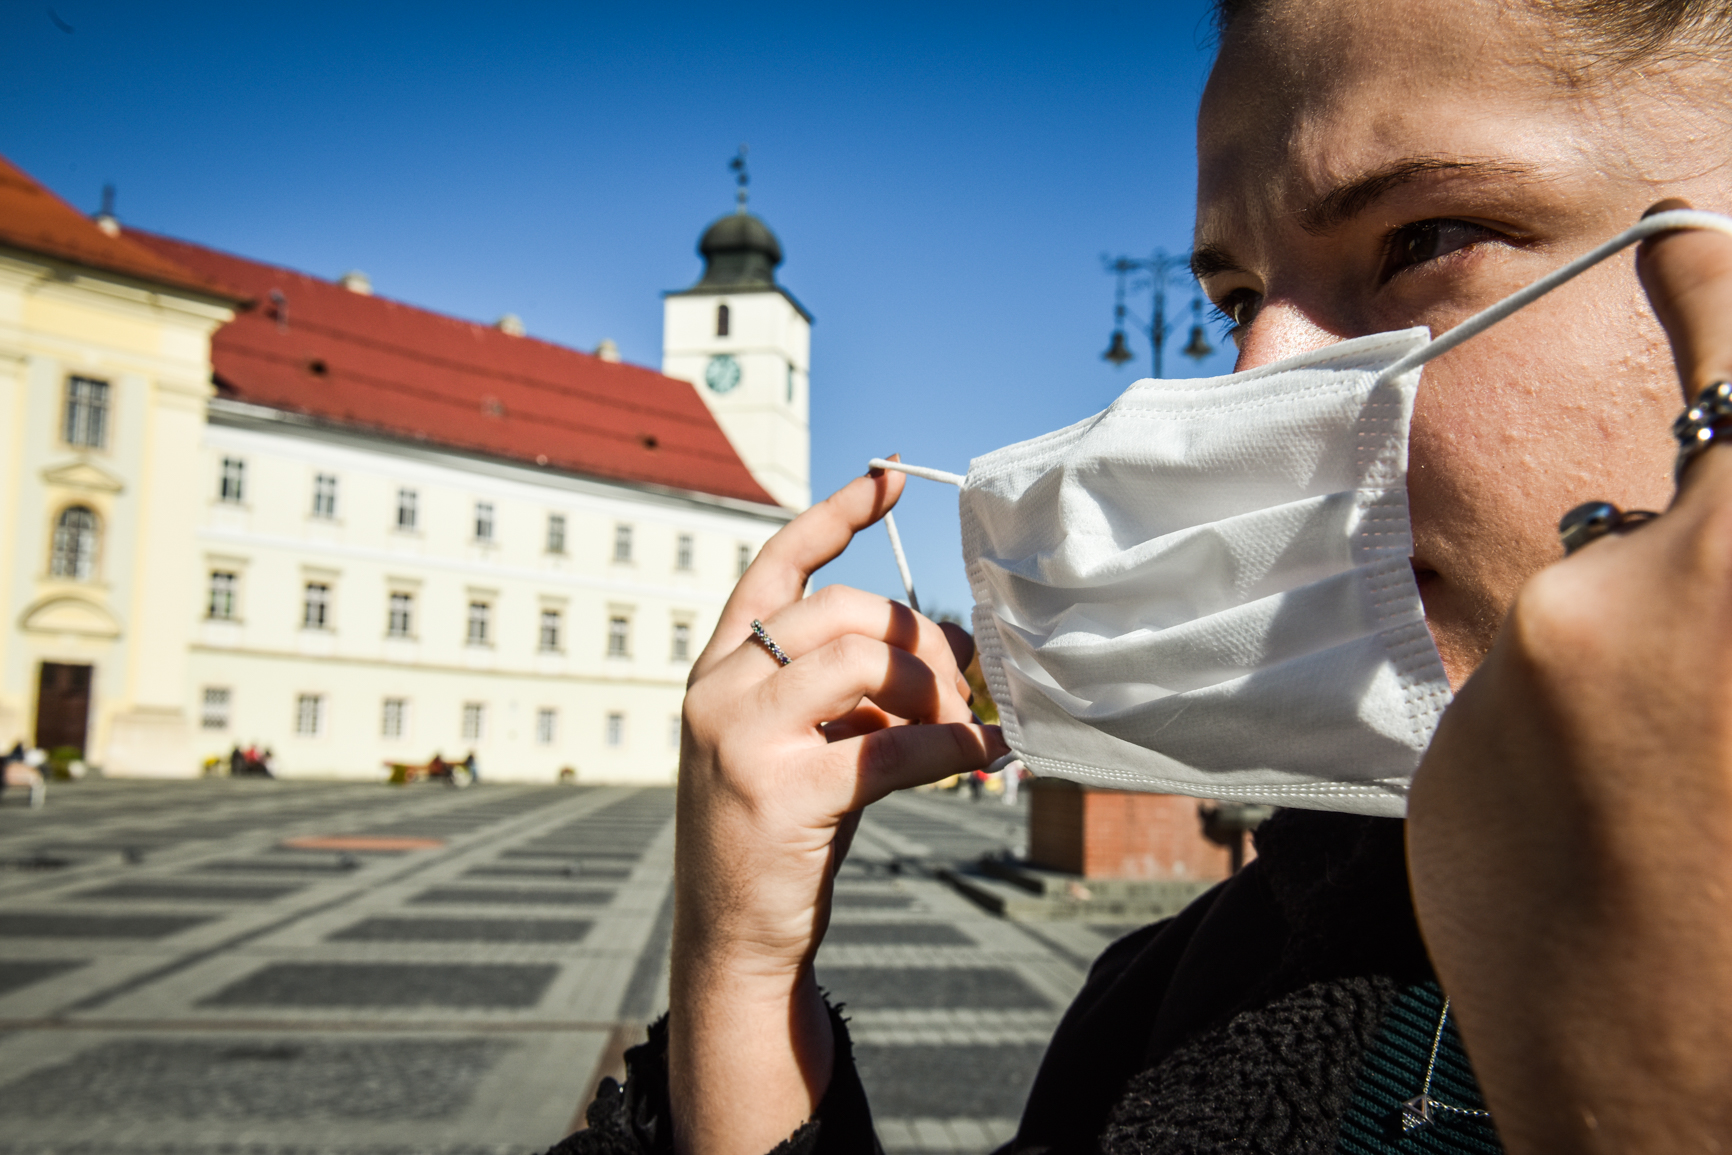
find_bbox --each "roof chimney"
[595,339,621,362]
[496,313,525,337]
[339,270,372,295]
[92,183,120,237]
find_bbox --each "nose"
[1232,303,1344,373]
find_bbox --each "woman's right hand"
[668,465,1007,1155]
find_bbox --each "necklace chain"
[1400,996,1495,1133]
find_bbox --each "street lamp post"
[1101,250,1215,378]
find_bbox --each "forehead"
[1196,0,1568,237]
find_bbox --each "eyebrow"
[1296,156,1535,235]
[1192,156,1538,281]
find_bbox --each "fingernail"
[1644,198,1693,218]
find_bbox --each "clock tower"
[662,171,811,510]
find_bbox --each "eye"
[1381,218,1502,280]
[1209,288,1262,346]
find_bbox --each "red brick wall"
[1028,780,1247,880]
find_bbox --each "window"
[737,543,752,579]
[220,457,246,503]
[467,601,491,646]
[382,697,407,738]
[50,506,98,580]
[607,616,630,658]
[396,488,418,530]
[613,523,633,563]
[201,687,231,730]
[303,583,331,630]
[387,592,413,638]
[546,514,566,554]
[539,609,561,652]
[716,303,730,337]
[462,701,485,741]
[671,622,691,662]
[474,501,494,542]
[676,533,694,572]
[295,694,324,736]
[63,376,109,448]
[787,363,795,403]
[208,572,238,620]
[606,712,625,748]
[536,708,557,745]
[312,474,338,519]
[669,714,682,750]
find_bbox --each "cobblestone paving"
[0,780,1132,1155]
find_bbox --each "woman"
[555,2,1732,1151]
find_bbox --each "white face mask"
[874,210,1732,817]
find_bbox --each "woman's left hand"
[1408,206,1732,1154]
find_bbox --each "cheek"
[1406,293,1678,673]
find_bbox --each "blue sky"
[0,0,1238,618]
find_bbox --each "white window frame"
[605,711,625,748]
[295,693,325,737]
[303,582,332,630]
[671,621,691,662]
[382,697,408,739]
[219,457,246,503]
[613,523,633,564]
[466,601,491,646]
[546,513,566,554]
[536,707,557,745]
[50,506,99,580]
[387,591,414,638]
[474,501,495,542]
[607,615,630,658]
[64,376,110,449]
[208,571,238,620]
[676,533,694,572]
[201,687,231,730]
[539,609,562,653]
[311,474,338,519]
[396,488,418,531]
[737,543,752,579]
[461,701,486,741]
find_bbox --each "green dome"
[695,211,783,288]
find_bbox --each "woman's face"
[1195,0,1731,686]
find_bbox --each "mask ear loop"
[866,458,966,614]
[1377,208,1732,384]
[866,457,1019,776]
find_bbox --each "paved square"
[0,779,1120,1154]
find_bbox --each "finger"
[820,722,1010,810]
[938,621,975,677]
[759,634,957,728]
[747,587,972,714]
[1637,199,1732,401]
[693,462,907,678]
[821,706,896,742]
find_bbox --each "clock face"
[704,354,742,395]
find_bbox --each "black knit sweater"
[548,809,1503,1155]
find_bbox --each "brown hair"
[1213,0,1731,68]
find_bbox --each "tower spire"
[729,144,749,214]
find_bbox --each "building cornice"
[207,397,795,525]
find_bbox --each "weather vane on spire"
[730,144,749,213]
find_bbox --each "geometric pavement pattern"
[0,779,1136,1154]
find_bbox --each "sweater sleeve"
[542,1001,881,1155]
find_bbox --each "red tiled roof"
[127,230,781,508]
[0,155,244,301]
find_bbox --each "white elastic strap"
[1378,209,1732,384]
[868,458,966,613]
[868,458,967,488]
[882,510,919,613]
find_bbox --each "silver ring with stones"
[749,619,792,666]
[1558,501,1659,556]
[1673,379,1732,482]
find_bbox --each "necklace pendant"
[1401,1095,1439,1133]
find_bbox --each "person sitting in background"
[551,1,1732,1151]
